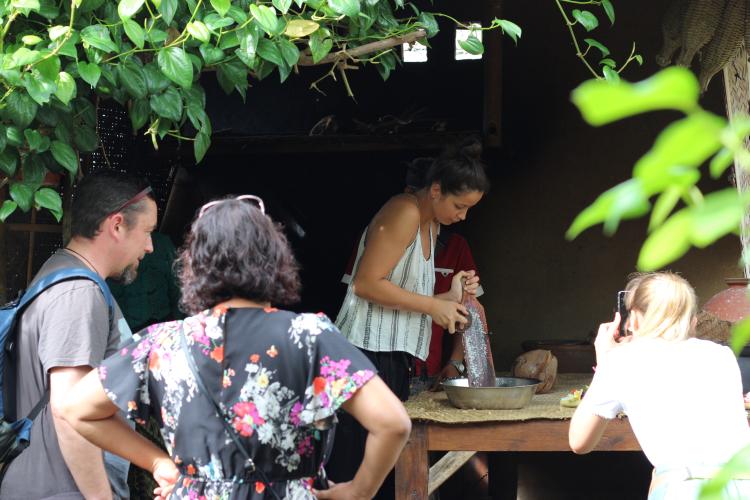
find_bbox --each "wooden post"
[723,44,750,277]
[482,0,503,148]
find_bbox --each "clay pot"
[702,278,750,323]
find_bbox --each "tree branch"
[297,29,427,66]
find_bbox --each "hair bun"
[458,137,483,160]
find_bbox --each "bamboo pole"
[722,44,750,278]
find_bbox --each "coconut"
[511,349,558,394]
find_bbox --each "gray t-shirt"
[1,250,132,499]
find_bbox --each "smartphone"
[616,290,630,337]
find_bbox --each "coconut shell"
[511,349,558,394]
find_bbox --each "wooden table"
[395,375,641,499]
[395,418,640,499]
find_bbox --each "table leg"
[395,422,428,500]
[488,451,518,500]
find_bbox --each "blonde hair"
[624,272,697,341]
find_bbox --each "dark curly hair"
[177,197,301,314]
[424,137,490,195]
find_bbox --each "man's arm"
[49,366,112,500]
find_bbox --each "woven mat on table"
[405,373,592,424]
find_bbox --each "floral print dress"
[99,306,376,499]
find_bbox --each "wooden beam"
[723,44,750,278]
[427,451,475,495]
[482,0,503,148]
[5,223,62,233]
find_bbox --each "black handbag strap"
[177,328,282,500]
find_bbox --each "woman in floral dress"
[61,195,412,499]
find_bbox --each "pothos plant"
[0,0,521,223]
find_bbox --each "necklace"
[64,247,101,276]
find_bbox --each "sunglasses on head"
[107,186,153,217]
[197,195,266,219]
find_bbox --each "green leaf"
[149,87,182,122]
[649,186,682,231]
[0,200,17,222]
[122,18,145,48]
[3,48,42,69]
[633,112,725,193]
[216,59,248,93]
[601,0,615,25]
[186,21,211,43]
[24,129,44,151]
[34,187,62,221]
[634,54,643,65]
[328,0,359,17]
[129,98,149,131]
[699,445,750,499]
[566,179,650,239]
[143,63,170,93]
[50,140,78,174]
[459,35,484,56]
[0,125,7,153]
[200,44,225,65]
[417,12,439,38]
[278,38,299,66]
[158,0,177,25]
[690,188,746,248]
[22,35,43,45]
[194,126,210,163]
[77,61,101,88]
[73,126,98,152]
[35,56,60,82]
[119,63,147,99]
[584,38,609,57]
[48,25,70,41]
[6,126,24,147]
[309,33,332,63]
[12,0,40,10]
[227,5,249,24]
[571,67,701,126]
[210,0,230,16]
[257,37,285,66]
[600,58,616,68]
[498,19,521,44]
[637,210,691,271]
[204,13,235,31]
[118,0,144,18]
[250,4,279,35]
[602,65,619,82]
[272,0,291,14]
[731,320,750,356]
[81,25,119,53]
[710,148,734,178]
[0,150,18,176]
[284,19,319,38]
[2,91,38,128]
[23,155,46,187]
[572,9,599,31]
[10,182,34,212]
[24,70,56,104]
[56,36,79,58]
[158,47,193,88]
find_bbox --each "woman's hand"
[446,270,479,303]
[594,313,631,365]
[429,363,462,391]
[152,457,179,500]
[429,298,469,333]
[314,480,370,500]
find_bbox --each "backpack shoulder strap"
[19,268,115,329]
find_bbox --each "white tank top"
[335,219,435,361]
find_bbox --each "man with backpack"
[1,171,157,499]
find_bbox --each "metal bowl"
[441,377,541,410]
